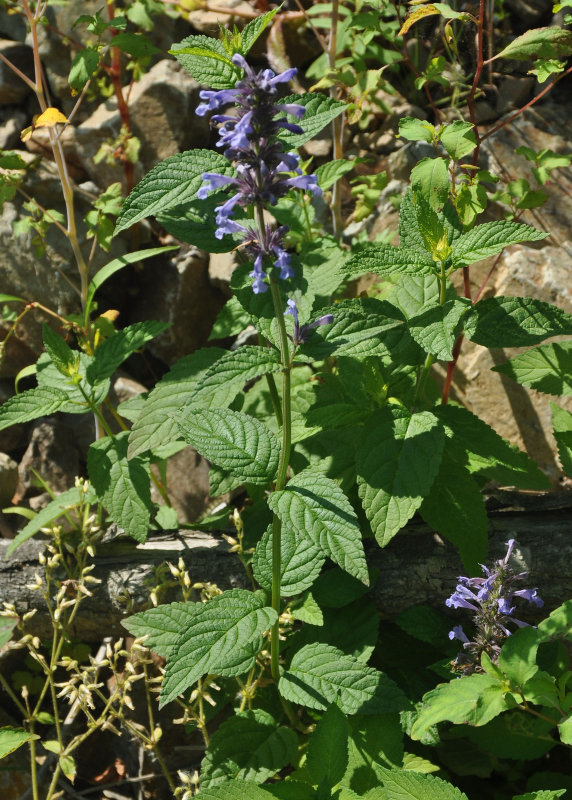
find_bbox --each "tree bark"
[1,491,571,643]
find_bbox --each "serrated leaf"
[201,709,296,788]
[407,298,471,361]
[316,158,356,190]
[498,625,540,689]
[439,121,477,161]
[279,643,407,715]
[356,407,445,547]
[111,32,160,58]
[294,597,378,662]
[495,26,572,61]
[115,150,234,233]
[551,403,572,477]
[160,589,277,707]
[195,782,275,800]
[410,157,449,210]
[307,703,349,788]
[87,431,151,542]
[252,525,325,596]
[343,245,434,280]
[537,599,572,642]
[398,117,434,143]
[170,35,241,88]
[514,792,566,800]
[157,195,236,253]
[435,404,549,489]
[298,298,406,361]
[451,220,548,268]
[209,296,251,340]
[377,767,470,800]
[0,727,39,759]
[240,8,280,53]
[398,189,429,256]
[342,714,403,794]
[494,343,572,396]
[128,347,225,458]
[411,674,509,739]
[193,346,282,409]
[175,409,279,485]
[420,452,488,573]
[268,470,368,583]
[464,296,572,347]
[123,602,195,657]
[6,484,97,557]
[69,47,99,90]
[36,352,109,413]
[290,592,323,625]
[279,93,346,149]
[558,716,572,746]
[467,710,557,760]
[0,386,69,432]
[41,324,77,375]
[87,321,168,384]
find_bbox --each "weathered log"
[1,491,571,642]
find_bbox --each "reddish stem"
[393,2,441,123]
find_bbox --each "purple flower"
[285,300,334,345]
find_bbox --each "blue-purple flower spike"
[195,54,321,293]
[446,538,544,675]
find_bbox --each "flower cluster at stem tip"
[196,53,320,294]
[446,538,544,674]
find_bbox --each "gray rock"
[0,39,34,104]
[151,446,210,525]
[17,417,81,497]
[0,107,26,149]
[208,251,238,295]
[0,452,17,507]
[502,0,553,27]
[496,76,535,115]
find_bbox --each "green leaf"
[294,597,378,662]
[36,353,109,414]
[114,150,234,233]
[536,599,572,643]
[42,323,77,376]
[312,568,372,609]
[493,342,572,396]
[558,716,572,746]
[356,407,445,546]
[268,469,368,584]
[464,296,572,347]
[420,452,488,573]
[467,710,557,760]
[279,93,346,149]
[398,117,435,143]
[316,158,356,190]
[498,626,540,688]
[514,792,566,800]
[87,431,151,543]
[343,245,434,280]
[111,32,160,58]
[69,47,99,90]
[123,601,195,657]
[407,298,471,361]
[298,298,406,361]
[86,247,176,311]
[377,767,470,800]
[307,704,349,789]
[551,403,572,476]
[193,346,282,409]
[160,589,277,707]
[410,157,449,210]
[200,709,297,788]
[252,525,325,596]
[209,296,251,340]
[0,386,69,432]
[529,57,566,82]
[5,484,97,557]
[398,189,429,256]
[157,195,237,254]
[0,727,39,759]
[0,618,16,648]
[240,8,280,53]
[280,643,408,715]
[290,592,323,625]
[59,754,76,782]
[439,121,477,161]
[342,715,403,794]
[171,35,241,88]
[451,220,548,268]
[495,26,572,61]
[87,321,168,383]
[411,674,509,739]
[435,404,549,489]
[175,409,279,485]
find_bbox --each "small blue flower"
[284,300,334,345]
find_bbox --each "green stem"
[259,335,283,427]
[414,261,446,408]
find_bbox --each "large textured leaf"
[115,150,234,232]
[377,767,470,800]
[175,409,279,485]
[0,386,68,431]
[398,189,429,256]
[298,298,405,361]
[435,404,549,489]
[343,245,434,280]
[170,35,241,88]
[495,26,572,61]
[306,704,349,788]
[342,714,403,794]
[279,93,346,149]
[87,431,151,543]
[160,589,277,707]
[128,347,225,458]
[279,643,408,715]
[451,220,548,268]
[268,470,368,583]
[123,602,195,658]
[464,296,572,347]
[36,352,109,413]
[252,525,325,596]
[420,452,488,573]
[240,8,280,53]
[410,157,449,210]
[411,674,509,739]
[407,298,471,361]
[200,709,297,788]
[357,407,445,546]
[552,403,572,477]
[440,121,477,161]
[498,626,540,689]
[87,321,169,383]
[493,343,572,396]
[195,781,275,800]
[193,346,282,409]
